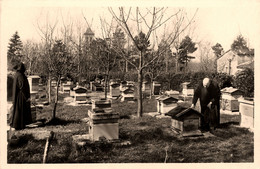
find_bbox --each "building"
[217,49,254,75]
[84,28,94,45]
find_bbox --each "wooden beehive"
[156,96,178,115]
[152,81,161,95]
[88,108,119,141]
[181,82,194,97]
[110,83,121,97]
[166,106,203,136]
[238,97,254,129]
[28,75,40,93]
[142,81,151,93]
[221,87,243,112]
[74,86,88,104]
[62,81,71,93]
[28,75,40,100]
[121,88,135,101]
[92,99,112,110]
[51,79,57,87]
[165,90,179,98]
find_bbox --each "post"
[228,59,231,75]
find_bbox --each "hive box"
[110,83,121,98]
[92,99,112,110]
[181,82,194,97]
[28,75,40,93]
[165,90,179,98]
[62,82,71,93]
[73,86,88,104]
[88,108,119,141]
[142,81,151,93]
[221,87,243,112]
[51,79,57,87]
[156,96,178,115]
[166,106,203,136]
[38,83,44,92]
[238,97,254,129]
[28,75,40,100]
[121,88,135,101]
[152,81,161,95]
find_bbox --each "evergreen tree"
[231,35,250,53]
[174,36,197,72]
[7,31,23,70]
[212,43,224,58]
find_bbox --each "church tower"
[84,28,94,46]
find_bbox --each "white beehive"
[156,96,179,115]
[238,97,254,129]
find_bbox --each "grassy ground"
[7,91,254,163]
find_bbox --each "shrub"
[155,71,235,92]
[234,68,254,97]
[211,73,234,89]
[124,71,138,82]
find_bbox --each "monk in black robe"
[191,78,221,131]
[10,62,32,130]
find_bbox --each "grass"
[7,91,254,163]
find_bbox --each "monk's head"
[13,62,26,73]
[203,78,210,88]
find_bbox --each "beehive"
[152,81,161,95]
[166,106,203,136]
[221,87,243,112]
[121,88,135,101]
[110,83,120,97]
[238,97,254,129]
[156,96,178,115]
[142,81,151,93]
[181,82,194,97]
[73,86,88,104]
[88,101,119,141]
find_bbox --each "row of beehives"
[156,85,254,132]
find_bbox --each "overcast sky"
[1,0,259,58]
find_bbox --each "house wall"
[217,51,238,75]
[217,51,254,75]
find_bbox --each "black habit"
[10,63,32,130]
[192,80,221,128]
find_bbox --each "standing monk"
[10,62,32,130]
[191,77,221,131]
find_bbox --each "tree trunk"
[137,69,143,117]
[137,50,144,117]
[125,60,128,72]
[104,71,109,100]
[52,75,61,119]
[48,75,51,103]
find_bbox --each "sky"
[1,0,259,72]
[1,0,259,51]
[1,0,260,168]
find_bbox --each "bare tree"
[109,7,197,117]
[35,12,58,104]
[198,41,216,72]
